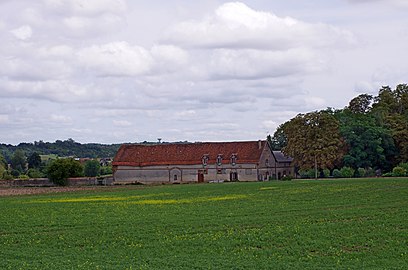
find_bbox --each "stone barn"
[112,140,293,184]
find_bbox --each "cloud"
[77,42,154,77]
[43,0,127,16]
[113,120,132,127]
[10,25,33,40]
[164,2,355,50]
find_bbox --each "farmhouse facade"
[112,140,293,184]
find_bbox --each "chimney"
[258,140,262,149]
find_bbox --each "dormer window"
[202,154,209,166]
[230,154,237,166]
[216,154,223,166]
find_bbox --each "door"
[198,173,204,183]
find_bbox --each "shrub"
[47,158,84,186]
[299,170,309,179]
[27,168,44,178]
[356,168,366,178]
[332,169,342,178]
[322,169,330,178]
[365,167,376,177]
[398,163,408,173]
[84,160,101,177]
[307,169,316,179]
[382,172,393,177]
[2,172,13,180]
[281,175,292,181]
[18,174,29,180]
[392,166,406,177]
[100,165,113,176]
[341,167,355,178]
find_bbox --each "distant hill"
[0,139,122,162]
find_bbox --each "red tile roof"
[112,141,266,167]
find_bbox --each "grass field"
[0,178,407,269]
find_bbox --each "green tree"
[335,109,396,170]
[281,111,345,176]
[268,124,288,150]
[84,160,100,177]
[348,94,373,114]
[11,150,26,173]
[47,158,84,186]
[27,152,42,169]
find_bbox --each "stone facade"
[112,140,293,184]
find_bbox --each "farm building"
[112,140,293,184]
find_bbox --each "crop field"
[0,178,407,269]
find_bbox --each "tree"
[10,150,26,173]
[27,152,42,169]
[335,109,397,170]
[47,158,84,186]
[348,94,373,114]
[84,160,100,177]
[268,124,288,151]
[281,111,345,176]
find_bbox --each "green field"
[1,178,407,269]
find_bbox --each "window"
[202,155,209,166]
[230,154,237,166]
[174,175,178,181]
[265,159,269,167]
[216,154,223,166]
[217,169,226,174]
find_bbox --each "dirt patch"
[0,186,108,197]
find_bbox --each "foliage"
[100,165,113,176]
[281,175,292,181]
[10,149,26,172]
[282,110,345,170]
[340,167,355,178]
[47,158,84,186]
[2,172,13,180]
[0,138,120,163]
[322,168,330,178]
[356,168,366,178]
[348,93,373,114]
[268,125,287,150]
[0,179,407,269]
[18,174,29,180]
[27,168,44,178]
[332,169,342,178]
[84,160,101,177]
[392,166,407,177]
[27,152,42,169]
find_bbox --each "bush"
[2,172,13,180]
[341,167,355,178]
[332,169,342,178]
[382,172,393,177]
[307,169,316,179]
[84,160,101,177]
[322,169,330,178]
[392,166,407,177]
[281,175,292,181]
[27,168,44,178]
[398,163,408,173]
[100,165,113,176]
[365,167,376,177]
[356,168,366,178]
[18,174,29,180]
[47,158,84,186]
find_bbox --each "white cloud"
[164,2,355,50]
[10,25,33,40]
[0,114,9,124]
[50,114,72,123]
[113,120,132,127]
[43,0,127,16]
[77,42,154,77]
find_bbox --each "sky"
[1,0,407,145]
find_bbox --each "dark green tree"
[27,152,42,169]
[348,94,373,114]
[335,109,397,170]
[84,160,101,177]
[10,149,26,173]
[47,158,84,186]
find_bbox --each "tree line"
[270,84,408,177]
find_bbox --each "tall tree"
[282,111,345,173]
[10,149,26,172]
[335,109,397,170]
[348,94,373,114]
[27,152,42,169]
